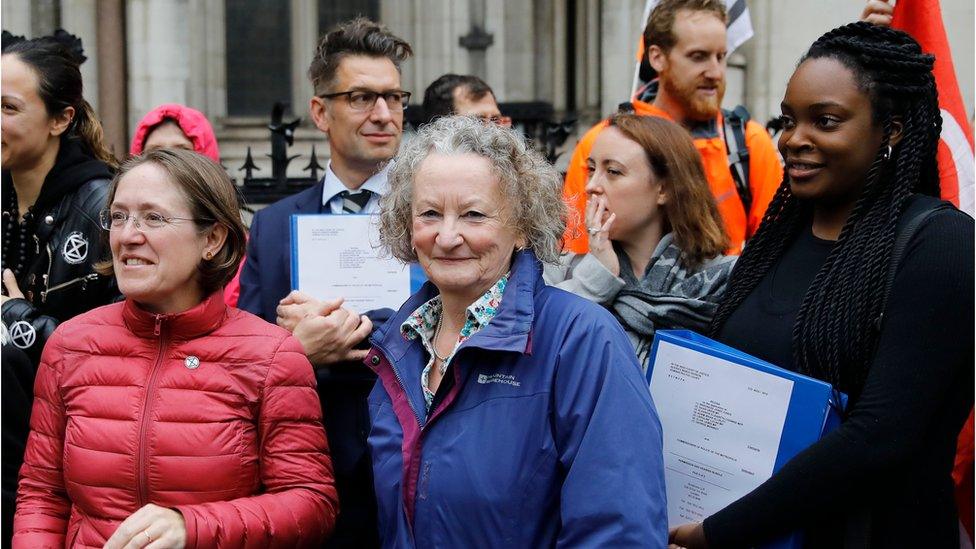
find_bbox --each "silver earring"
[882,144,893,161]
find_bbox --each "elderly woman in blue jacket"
[368,115,667,547]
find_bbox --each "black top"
[706,203,974,548]
[2,343,34,548]
[718,224,835,371]
[1,137,117,365]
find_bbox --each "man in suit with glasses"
[238,17,413,547]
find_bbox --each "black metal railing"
[236,101,576,206]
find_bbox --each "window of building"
[225,0,293,116]
[318,0,379,34]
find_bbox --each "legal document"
[291,214,413,312]
[649,338,795,526]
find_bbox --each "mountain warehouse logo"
[477,373,521,387]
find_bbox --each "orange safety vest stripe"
[561,101,783,255]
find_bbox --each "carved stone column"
[96,0,127,159]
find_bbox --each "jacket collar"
[373,250,541,361]
[33,136,114,214]
[122,291,227,340]
[292,179,327,214]
[631,99,721,139]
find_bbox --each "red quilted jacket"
[13,293,338,547]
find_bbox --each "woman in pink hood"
[130,103,244,306]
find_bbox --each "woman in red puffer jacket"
[13,149,338,548]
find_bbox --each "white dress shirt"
[320,161,391,214]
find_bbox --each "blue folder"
[647,330,846,549]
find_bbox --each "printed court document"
[291,214,412,312]
[649,339,795,526]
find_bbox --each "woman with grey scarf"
[545,113,735,368]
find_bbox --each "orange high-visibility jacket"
[562,100,783,254]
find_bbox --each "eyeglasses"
[318,89,411,112]
[475,114,512,127]
[99,209,214,231]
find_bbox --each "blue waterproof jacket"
[365,251,668,547]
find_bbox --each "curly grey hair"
[378,115,567,264]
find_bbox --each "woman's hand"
[292,305,373,367]
[669,522,708,549]
[103,504,186,549]
[1,269,24,305]
[585,195,619,276]
[276,291,343,332]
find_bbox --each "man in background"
[421,73,512,127]
[562,0,782,254]
[238,17,413,547]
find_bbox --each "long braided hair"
[709,22,940,398]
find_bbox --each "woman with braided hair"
[669,22,973,548]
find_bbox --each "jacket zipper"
[377,342,471,528]
[373,343,423,427]
[137,314,169,507]
[39,240,54,299]
[39,273,99,303]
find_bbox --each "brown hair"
[308,17,413,95]
[643,0,726,54]
[422,74,496,124]
[3,35,118,166]
[608,113,727,267]
[96,149,246,295]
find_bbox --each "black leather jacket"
[2,142,119,364]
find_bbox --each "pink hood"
[130,103,220,162]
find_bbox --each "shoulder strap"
[722,106,752,213]
[850,195,949,548]
[877,196,952,329]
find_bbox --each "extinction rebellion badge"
[9,321,36,350]
[62,231,89,264]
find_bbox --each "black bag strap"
[722,105,752,213]
[876,195,952,331]
[848,195,950,548]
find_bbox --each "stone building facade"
[3,0,973,183]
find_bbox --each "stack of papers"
[290,214,426,312]
[647,330,844,548]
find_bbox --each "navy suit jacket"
[239,181,323,322]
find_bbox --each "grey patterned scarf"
[611,234,736,360]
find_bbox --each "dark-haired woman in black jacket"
[1,31,119,365]
[670,22,973,549]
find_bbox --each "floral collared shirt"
[401,274,509,415]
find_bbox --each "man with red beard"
[562,0,782,254]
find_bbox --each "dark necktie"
[339,190,373,213]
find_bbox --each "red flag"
[893,4,975,546]
[892,0,975,217]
